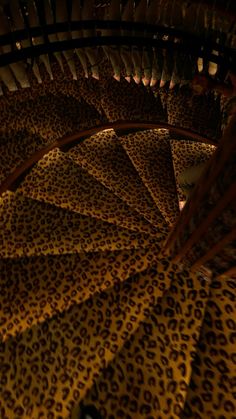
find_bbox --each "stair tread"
[167,89,222,141]
[0,245,162,340]
[18,148,166,237]
[100,72,166,122]
[77,270,211,418]
[182,278,236,417]
[0,131,45,185]
[0,191,158,258]
[0,262,175,418]
[120,129,180,226]
[68,129,167,228]
[0,89,104,145]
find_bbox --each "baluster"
[55,0,77,80]
[0,3,30,88]
[82,0,99,80]
[120,0,134,82]
[132,0,147,84]
[43,0,64,72]
[9,0,42,84]
[71,0,89,78]
[150,46,163,87]
[169,38,182,90]
[146,0,163,87]
[102,0,121,82]
[160,35,174,88]
[0,58,18,92]
[27,0,54,80]
[208,5,218,77]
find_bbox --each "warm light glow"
[154,128,169,134]
[179,201,186,210]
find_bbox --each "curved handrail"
[0,20,232,49]
[0,35,234,68]
[0,121,217,195]
[0,21,235,67]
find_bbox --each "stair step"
[0,245,162,340]
[0,89,103,143]
[100,75,166,122]
[0,131,45,185]
[18,148,165,237]
[170,139,216,202]
[181,277,236,418]
[68,129,168,230]
[120,129,180,226]
[167,89,222,141]
[0,191,158,258]
[80,269,210,418]
[0,262,175,418]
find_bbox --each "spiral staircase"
[0,1,236,418]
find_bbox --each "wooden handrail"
[0,121,216,195]
[173,182,236,263]
[163,114,236,256]
[0,20,233,51]
[1,34,234,67]
[218,265,236,279]
[192,225,236,269]
[163,113,236,268]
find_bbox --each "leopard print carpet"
[0,244,164,341]
[0,7,235,416]
[0,261,180,419]
[0,50,228,189]
[182,277,236,418]
[1,109,235,418]
[68,129,167,228]
[79,270,211,418]
[166,88,222,141]
[120,129,180,226]
[0,191,159,258]
[18,148,166,237]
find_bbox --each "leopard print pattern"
[0,260,179,419]
[0,53,224,189]
[0,58,106,119]
[68,129,167,228]
[170,139,216,201]
[0,59,106,185]
[0,130,45,184]
[0,92,102,143]
[160,87,222,141]
[182,277,236,418]
[206,239,236,277]
[120,129,180,226]
[0,191,159,258]
[81,270,210,418]
[0,53,166,136]
[0,244,163,341]
[99,73,166,123]
[220,94,236,134]
[18,148,167,237]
